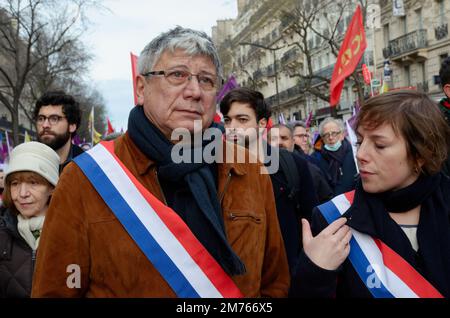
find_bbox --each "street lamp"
[239,42,284,110]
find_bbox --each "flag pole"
[372,26,377,92]
[5,130,11,155]
[91,106,95,146]
[369,68,374,97]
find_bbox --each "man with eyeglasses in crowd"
[312,117,357,196]
[34,91,84,171]
[32,27,289,298]
[293,121,312,155]
[268,123,333,204]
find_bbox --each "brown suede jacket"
[31,133,290,298]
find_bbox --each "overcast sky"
[83,0,238,132]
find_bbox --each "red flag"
[330,6,367,106]
[107,118,115,135]
[213,112,222,123]
[266,118,273,130]
[362,64,372,85]
[130,52,139,105]
[262,118,274,141]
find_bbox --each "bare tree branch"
[278,0,368,106]
[0,0,105,144]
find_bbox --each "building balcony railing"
[261,34,272,47]
[265,84,305,108]
[281,47,300,66]
[265,94,278,107]
[382,29,428,59]
[416,81,429,93]
[265,64,276,77]
[364,51,374,67]
[0,117,36,140]
[253,69,263,81]
[280,15,295,30]
[271,29,279,41]
[311,65,334,86]
[262,62,281,77]
[435,23,448,41]
[248,45,258,56]
[315,106,333,117]
[379,0,389,8]
[382,46,390,59]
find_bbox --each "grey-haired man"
[32,27,289,298]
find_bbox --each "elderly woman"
[312,117,357,196]
[292,90,450,298]
[0,142,59,298]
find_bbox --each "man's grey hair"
[271,123,293,137]
[293,121,306,130]
[137,26,223,80]
[319,117,345,136]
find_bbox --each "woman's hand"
[302,218,352,271]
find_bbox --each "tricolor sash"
[73,141,243,298]
[317,191,443,298]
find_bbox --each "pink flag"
[130,52,139,105]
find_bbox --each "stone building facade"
[213,0,364,125]
[377,0,450,100]
[213,0,450,125]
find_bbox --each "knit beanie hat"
[5,141,60,186]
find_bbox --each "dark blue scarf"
[128,106,245,275]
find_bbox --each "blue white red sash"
[74,141,243,298]
[317,191,443,298]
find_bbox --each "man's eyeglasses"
[296,133,309,139]
[36,115,66,125]
[322,131,341,139]
[141,69,223,91]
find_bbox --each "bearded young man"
[220,88,318,282]
[34,91,83,171]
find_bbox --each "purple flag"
[0,132,4,164]
[312,131,320,146]
[216,75,239,103]
[347,101,361,130]
[305,111,313,128]
[72,134,81,146]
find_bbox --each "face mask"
[324,140,342,152]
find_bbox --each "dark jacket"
[0,209,35,298]
[444,156,450,178]
[438,99,450,177]
[312,138,357,196]
[267,146,319,275]
[291,174,450,298]
[60,143,84,172]
[295,146,333,203]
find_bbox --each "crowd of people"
[0,26,449,298]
